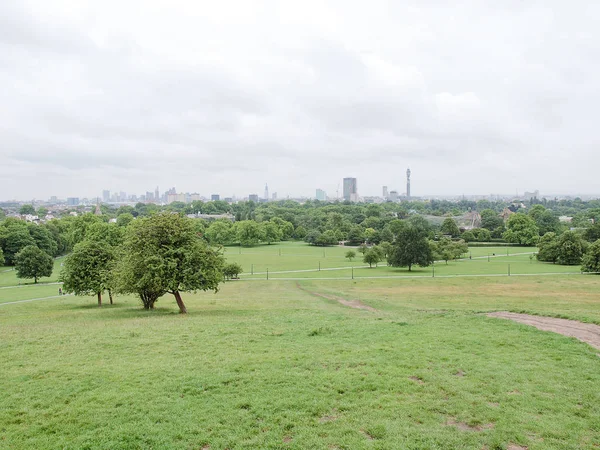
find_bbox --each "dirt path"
[296,283,377,312]
[488,311,600,350]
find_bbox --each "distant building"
[146,192,155,202]
[102,190,110,203]
[316,189,326,201]
[224,197,233,203]
[66,197,79,206]
[190,193,201,202]
[264,184,269,201]
[249,194,259,203]
[155,187,160,203]
[383,186,388,199]
[524,190,540,200]
[406,168,411,200]
[211,194,220,201]
[388,191,399,202]
[343,178,357,202]
[272,192,277,201]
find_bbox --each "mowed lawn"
[1,275,600,449]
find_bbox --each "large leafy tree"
[235,220,265,247]
[2,227,36,265]
[556,231,588,265]
[480,209,504,231]
[503,213,539,245]
[363,248,381,268]
[431,237,468,264]
[117,213,225,313]
[60,240,116,306]
[388,225,433,271]
[537,232,560,263]
[27,223,58,256]
[19,204,36,215]
[205,220,235,245]
[440,218,460,237]
[14,245,53,283]
[262,222,283,244]
[0,247,4,266]
[581,240,600,273]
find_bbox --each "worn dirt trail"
[488,311,600,350]
[296,283,377,312]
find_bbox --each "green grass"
[1,242,599,448]
[1,275,600,449]
[0,257,64,287]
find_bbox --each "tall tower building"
[383,186,388,199]
[102,190,110,203]
[155,186,160,203]
[343,177,357,202]
[264,183,269,201]
[406,168,411,200]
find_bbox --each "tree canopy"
[116,213,225,313]
[14,245,53,283]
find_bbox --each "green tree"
[205,220,235,246]
[2,227,36,265]
[28,223,58,256]
[223,262,243,280]
[60,240,116,306]
[116,213,134,227]
[537,232,560,263]
[293,225,307,240]
[19,204,36,215]
[503,213,539,245]
[235,220,265,247]
[363,248,381,268]
[262,222,283,244]
[583,223,600,243]
[14,245,53,283]
[37,206,48,217]
[440,218,460,237]
[432,237,468,264]
[0,247,4,266]
[345,250,356,261]
[581,240,600,273]
[556,231,587,265]
[388,226,434,271]
[117,213,225,313]
[316,230,338,246]
[480,209,504,231]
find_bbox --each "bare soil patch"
[488,312,600,350]
[296,283,377,312]
[506,445,528,450]
[409,376,424,385]
[446,418,494,432]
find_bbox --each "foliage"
[0,247,4,266]
[503,213,539,245]
[528,205,561,235]
[363,248,382,268]
[480,209,504,231]
[388,225,434,271]
[0,226,36,265]
[556,231,588,265]
[581,240,600,273]
[235,220,265,247]
[345,250,356,261]
[116,213,134,227]
[205,220,235,245]
[223,262,243,280]
[14,245,53,283]
[60,240,117,306]
[116,213,225,312]
[537,232,560,264]
[583,223,600,243]
[262,222,283,244]
[431,237,468,264]
[19,204,36,215]
[440,218,460,237]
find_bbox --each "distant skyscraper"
[382,186,388,198]
[155,186,160,203]
[211,194,220,201]
[406,168,411,200]
[66,197,79,206]
[249,194,259,202]
[102,190,110,203]
[272,192,277,201]
[316,189,326,201]
[264,183,269,201]
[343,178,357,202]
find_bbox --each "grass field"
[1,242,599,449]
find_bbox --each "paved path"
[0,294,71,307]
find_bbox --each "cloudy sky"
[1,1,599,201]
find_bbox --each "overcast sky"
[1,1,599,201]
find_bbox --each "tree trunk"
[408,264,412,272]
[97,291,102,307]
[173,291,187,314]
[34,276,38,284]
[108,289,113,305]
